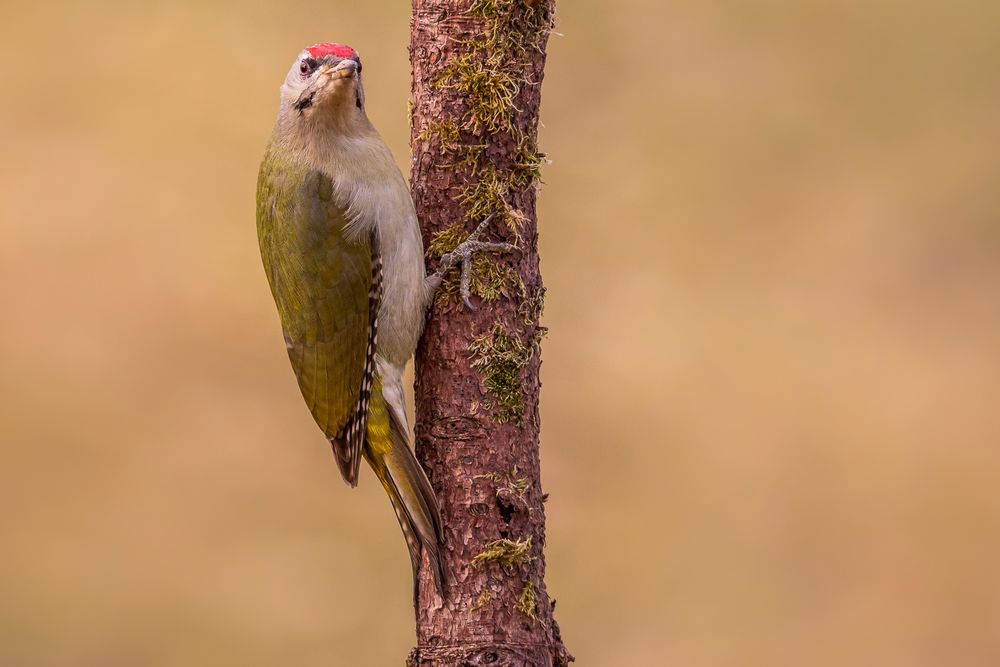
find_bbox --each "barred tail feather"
[365,386,445,602]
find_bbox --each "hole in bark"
[482,651,498,663]
[470,502,489,516]
[497,496,515,525]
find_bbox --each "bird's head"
[279,42,367,130]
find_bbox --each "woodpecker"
[256,42,512,599]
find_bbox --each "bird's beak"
[294,58,359,113]
[323,58,358,80]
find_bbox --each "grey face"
[284,51,364,116]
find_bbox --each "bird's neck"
[270,110,410,237]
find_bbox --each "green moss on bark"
[516,578,539,621]
[476,466,530,499]
[469,321,533,424]
[470,537,535,571]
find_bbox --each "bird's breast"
[375,208,428,367]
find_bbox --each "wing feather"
[257,151,378,484]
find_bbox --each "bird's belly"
[376,222,427,367]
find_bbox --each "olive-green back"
[257,146,373,483]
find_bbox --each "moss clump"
[476,466,529,499]
[455,136,544,240]
[469,321,533,424]
[519,286,546,327]
[476,471,505,485]
[472,589,496,611]
[469,0,556,57]
[428,224,523,304]
[416,119,462,152]
[436,0,554,135]
[510,136,547,189]
[448,143,487,173]
[505,467,530,498]
[415,119,488,173]
[458,165,529,242]
[435,52,520,135]
[470,537,535,571]
[516,578,539,621]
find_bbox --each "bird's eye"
[299,58,319,79]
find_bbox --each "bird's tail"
[364,377,445,602]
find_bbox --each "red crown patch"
[306,42,356,59]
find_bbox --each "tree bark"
[408,1,571,666]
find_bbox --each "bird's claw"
[437,214,521,311]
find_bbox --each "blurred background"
[2,0,999,665]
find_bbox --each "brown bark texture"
[408,1,571,666]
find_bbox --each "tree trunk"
[408,1,571,665]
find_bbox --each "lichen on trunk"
[409,0,571,665]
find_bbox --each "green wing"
[257,147,377,485]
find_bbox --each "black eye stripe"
[295,91,315,112]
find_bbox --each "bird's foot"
[436,214,520,310]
